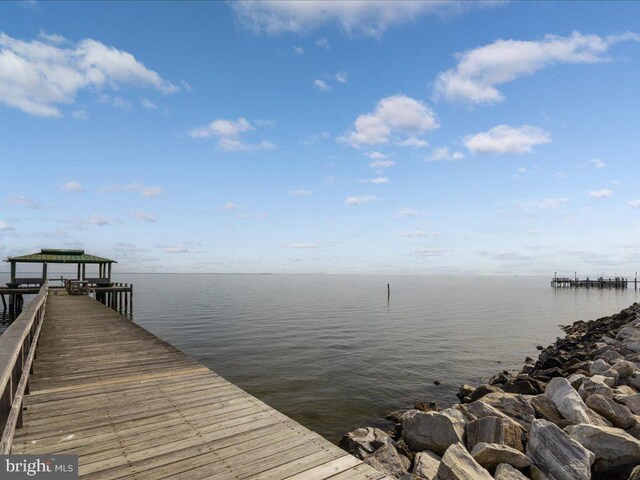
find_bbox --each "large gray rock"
[586,394,637,429]
[623,339,640,353]
[591,358,615,375]
[567,374,587,390]
[456,401,525,435]
[526,419,594,480]
[436,442,493,480]
[617,326,640,341]
[616,393,640,415]
[565,423,640,471]
[411,450,440,480]
[494,462,529,480]
[401,408,466,455]
[364,443,411,479]
[470,442,530,471]
[466,416,524,452]
[529,394,564,424]
[578,375,613,400]
[613,360,637,379]
[339,427,395,459]
[596,349,624,364]
[545,377,610,426]
[479,392,535,430]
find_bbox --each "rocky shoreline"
[339,302,640,479]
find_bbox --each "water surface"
[3,274,638,442]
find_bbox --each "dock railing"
[0,281,48,453]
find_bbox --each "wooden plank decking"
[11,294,387,480]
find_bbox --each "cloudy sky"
[1,1,640,275]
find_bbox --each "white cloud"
[163,245,188,254]
[589,158,606,168]
[414,248,447,256]
[222,201,239,211]
[83,214,119,226]
[395,208,427,218]
[0,32,178,117]
[629,200,640,209]
[428,146,465,161]
[464,125,551,155]
[345,195,377,205]
[368,159,396,169]
[0,220,13,231]
[140,98,158,110]
[397,137,428,148]
[335,71,348,83]
[231,1,489,37]
[100,182,163,197]
[324,176,336,185]
[291,189,312,196]
[340,94,438,147]
[38,31,66,45]
[61,180,84,192]
[366,151,387,160]
[435,31,640,105]
[71,109,88,120]
[130,211,157,222]
[189,117,276,152]
[514,197,568,210]
[313,79,331,91]
[294,46,304,54]
[397,230,439,238]
[6,195,41,208]
[588,188,613,198]
[315,38,330,49]
[358,176,390,184]
[292,243,317,249]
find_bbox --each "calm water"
[3,274,639,442]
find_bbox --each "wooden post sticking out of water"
[387,283,390,300]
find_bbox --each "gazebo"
[5,249,116,287]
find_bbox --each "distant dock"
[551,272,637,289]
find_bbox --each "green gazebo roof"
[5,249,116,264]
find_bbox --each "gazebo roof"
[5,249,116,264]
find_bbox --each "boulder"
[545,377,610,426]
[616,326,640,341]
[401,408,466,455]
[578,375,613,401]
[567,373,586,390]
[526,419,594,480]
[494,462,529,480]
[411,450,440,480]
[586,394,637,429]
[629,375,640,391]
[466,416,524,452]
[436,442,493,480]
[616,385,637,396]
[364,443,411,479]
[471,442,530,471]
[622,339,640,353]
[565,423,640,472]
[529,394,564,424]
[614,360,637,379]
[456,401,526,438]
[457,384,476,402]
[339,427,396,459]
[479,392,535,430]
[616,393,640,415]
[596,350,624,364]
[469,384,502,402]
[629,465,640,480]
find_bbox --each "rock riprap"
[340,302,640,479]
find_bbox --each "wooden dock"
[551,274,636,289]
[2,289,387,479]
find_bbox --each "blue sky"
[1,1,640,275]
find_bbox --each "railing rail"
[0,281,48,453]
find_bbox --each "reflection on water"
[1,273,638,442]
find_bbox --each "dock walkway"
[10,294,387,480]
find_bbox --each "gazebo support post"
[77,264,81,281]
[42,263,47,283]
